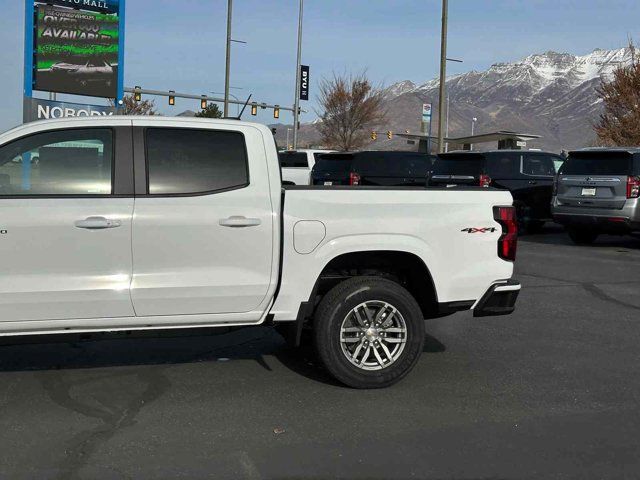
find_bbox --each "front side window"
[0,128,112,196]
[146,128,249,195]
[522,154,556,176]
[486,153,521,178]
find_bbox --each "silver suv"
[552,148,640,244]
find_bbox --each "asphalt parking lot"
[0,225,638,480]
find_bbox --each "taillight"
[479,174,491,188]
[494,206,518,261]
[627,176,640,199]
[350,172,361,186]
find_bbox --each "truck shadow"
[0,327,446,385]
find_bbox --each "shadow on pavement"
[0,327,283,373]
[519,223,640,250]
[0,326,447,384]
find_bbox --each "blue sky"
[1,0,639,131]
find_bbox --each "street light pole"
[437,0,448,153]
[224,0,233,118]
[471,117,477,151]
[293,0,304,150]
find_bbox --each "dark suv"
[552,148,640,244]
[311,151,435,187]
[429,150,563,232]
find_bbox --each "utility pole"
[437,0,448,153]
[224,0,233,118]
[293,0,304,149]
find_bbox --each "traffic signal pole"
[293,0,304,149]
[224,0,233,118]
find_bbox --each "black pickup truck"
[429,150,564,233]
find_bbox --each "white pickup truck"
[279,148,334,185]
[0,117,520,388]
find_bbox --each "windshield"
[560,152,632,175]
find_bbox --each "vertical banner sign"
[300,65,310,101]
[27,0,125,100]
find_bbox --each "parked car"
[429,150,563,233]
[311,151,435,187]
[278,149,334,185]
[552,148,640,244]
[50,60,116,87]
[0,117,520,388]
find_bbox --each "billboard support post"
[117,0,126,105]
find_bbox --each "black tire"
[527,220,545,234]
[567,227,599,245]
[313,276,425,389]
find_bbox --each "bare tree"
[317,72,386,151]
[594,41,640,146]
[109,94,158,115]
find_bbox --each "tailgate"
[557,151,633,210]
[557,175,628,210]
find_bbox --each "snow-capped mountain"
[289,47,632,151]
[379,47,633,151]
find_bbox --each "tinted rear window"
[313,154,353,174]
[279,152,308,168]
[560,152,632,175]
[353,153,432,176]
[432,155,483,176]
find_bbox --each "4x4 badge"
[461,227,497,234]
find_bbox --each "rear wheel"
[567,227,599,245]
[313,277,425,389]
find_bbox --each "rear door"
[518,152,557,218]
[130,121,275,318]
[557,151,633,210]
[0,123,135,322]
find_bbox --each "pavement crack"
[582,283,640,312]
[39,366,171,480]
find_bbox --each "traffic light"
[273,106,280,119]
[168,91,175,106]
[134,86,141,102]
[200,96,207,110]
[387,131,393,140]
[371,131,377,140]
[251,103,258,116]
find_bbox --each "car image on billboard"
[33,2,121,98]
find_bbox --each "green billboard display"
[32,2,123,99]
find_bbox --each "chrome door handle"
[219,216,262,228]
[528,180,538,185]
[75,216,122,230]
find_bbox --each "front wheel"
[313,277,425,389]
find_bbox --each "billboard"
[27,0,124,99]
[23,98,117,123]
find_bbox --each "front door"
[0,126,135,322]
[130,122,275,318]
